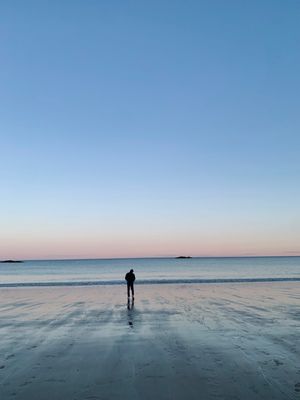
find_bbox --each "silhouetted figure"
[125,269,135,299]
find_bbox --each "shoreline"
[0,276,300,288]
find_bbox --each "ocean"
[0,256,300,287]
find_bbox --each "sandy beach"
[0,282,299,399]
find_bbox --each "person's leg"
[127,283,130,298]
[131,283,134,298]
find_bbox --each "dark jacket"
[125,271,135,284]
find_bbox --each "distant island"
[1,260,23,263]
[175,256,192,259]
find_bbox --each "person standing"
[125,269,135,300]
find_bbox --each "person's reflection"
[127,299,134,328]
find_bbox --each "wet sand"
[0,282,299,399]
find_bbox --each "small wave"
[0,277,300,288]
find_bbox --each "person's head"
[130,269,134,273]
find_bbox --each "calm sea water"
[0,257,300,287]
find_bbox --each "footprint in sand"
[0,365,5,369]
[295,382,300,392]
[19,381,32,387]
[5,354,15,360]
[27,345,38,350]
[273,359,284,366]
[85,397,100,400]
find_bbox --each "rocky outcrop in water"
[175,256,192,259]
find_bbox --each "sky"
[0,0,300,259]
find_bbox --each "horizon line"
[3,254,300,262]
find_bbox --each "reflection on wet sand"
[0,283,299,400]
[127,299,134,327]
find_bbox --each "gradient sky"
[0,1,300,259]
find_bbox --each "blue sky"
[0,1,299,259]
